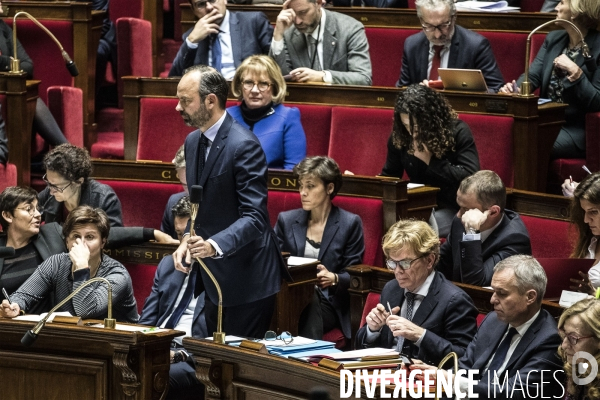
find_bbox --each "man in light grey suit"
[269,0,372,85]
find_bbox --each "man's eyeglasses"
[242,80,271,92]
[43,174,73,193]
[16,204,43,216]
[420,20,453,33]
[263,330,293,345]
[559,329,595,346]
[192,0,218,9]
[386,255,426,271]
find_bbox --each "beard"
[180,103,212,128]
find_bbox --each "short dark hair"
[171,196,191,219]
[292,156,343,200]
[459,170,506,211]
[43,144,92,182]
[63,205,110,241]
[0,186,38,231]
[183,65,229,109]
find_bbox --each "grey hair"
[493,255,547,304]
[172,145,185,169]
[415,0,456,19]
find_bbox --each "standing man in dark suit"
[437,170,532,286]
[168,0,273,78]
[397,0,504,91]
[269,0,372,85]
[356,219,478,366]
[172,65,288,338]
[419,255,564,397]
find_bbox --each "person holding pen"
[355,219,478,366]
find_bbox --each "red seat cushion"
[47,86,84,147]
[0,163,18,191]
[520,215,573,258]
[322,328,348,349]
[366,28,420,87]
[329,107,394,176]
[91,132,125,159]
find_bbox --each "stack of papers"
[455,1,519,12]
[257,336,337,356]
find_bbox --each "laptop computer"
[438,68,489,92]
[536,258,595,299]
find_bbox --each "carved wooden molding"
[194,356,224,399]
[113,346,141,400]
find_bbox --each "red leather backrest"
[478,31,527,83]
[328,107,393,176]
[520,215,573,258]
[137,98,194,162]
[294,104,332,157]
[520,0,545,12]
[360,292,381,328]
[458,114,514,187]
[124,263,158,313]
[109,0,144,22]
[366,28,420,87]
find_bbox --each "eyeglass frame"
[43,173,73,193]
[242,80,272,92]
[15,204,43,216]
[386,254,427,271]
[559,328,595,346]
[420,15,455,33]
[190,0,218,9]
[263,330,293,345]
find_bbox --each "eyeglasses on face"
[559,329,595,346]
[43,174,73,193]
[263,330,293,345]
[192,0,218,9]
[242,80,271,92]
[420,19,453,33]
[15,204,43,216]
[386,254,426,271]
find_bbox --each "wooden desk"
[0,318,181,400]
[0,73,39,185]
[183,337,381,400]
[3,1,104,147]
[183,5,559,32]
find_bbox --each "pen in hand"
[2,287,11,303]
[387,301,393,315]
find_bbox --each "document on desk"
[14,311,72,322]
[455,1,519,11]
[287,256,319,267]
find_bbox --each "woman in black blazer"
[274,156,365,340]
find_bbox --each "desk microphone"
[0,247,15,258]
[10,11,79,77]
[21,277,116,347]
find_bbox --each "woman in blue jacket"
[228,55,307,170]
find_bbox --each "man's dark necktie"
[165,266,198,329]
[307,35,322,71]
[197,134,209,180]
[486,327,519,374]
[429,45,444,81]
[210,33,222,73]
[396,291,416,352]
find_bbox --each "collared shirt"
[185,10,235,79]
[586,237,600,288]
[462,213,504,243]
[427,41,450,80]
[271,10,333,83]
[159,273,199,345]
[365,271,436,346]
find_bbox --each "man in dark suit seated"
[419,255,564,397]
[168,0,273,78]
[355,219,478,366]
[437,170,532,287]
[396,0,504,91]
[161,145,188,240]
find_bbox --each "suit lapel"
[474,321,509,370]
[410,272,439,327]
[321,10,336,70]
[416,34,430,82]
[448,28,461,69]
[318,206,339,259]
[292,211,309,256]
[291,29,311,68]
[229,12,242,67]
[199,114,230,186]
[503,313,542,372]
[186,130,201,186]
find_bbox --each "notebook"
[438,68,489,92]
[536,258,595,299]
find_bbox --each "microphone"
[21,277,116,347]
[0,247,15,258]
[10,11,79,77]
[188,185,226,344]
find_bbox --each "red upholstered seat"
[137,98,194,162]
[91,132,125,159]
[520,0,545,12]
[479,32,527,83]
[519,215,573,258]
[294,104,332,157]
[458,114,514,186]
[125,263,159,314]
[365,28,420,87]
[476,313,486,327]
[328,107,393,176]
[109,0,144,21]
[359,292,381,328]
[322,328,348,349]
[47,86,84,147]
[267,191,302,229]
[0,163,18,191]
[97,180,184,228]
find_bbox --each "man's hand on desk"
[289,68,326,83]
[0,299,20,318]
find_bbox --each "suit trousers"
[205,293,277,338]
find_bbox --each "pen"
[583,165,592,175]
[2,287,10,303]
[570,175,574,187]
[386,301,393,314]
